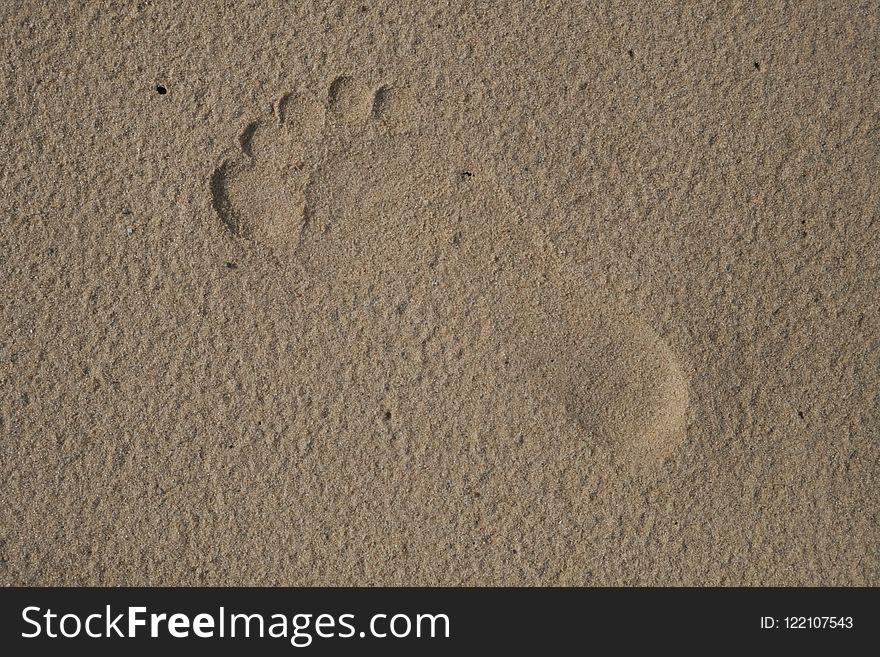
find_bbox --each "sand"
[1,1,877,586]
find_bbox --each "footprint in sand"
[210,76,376,252]
[209,75,690,465]
[210,75,441,270]
[210,94,320,252]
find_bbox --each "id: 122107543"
[760,616,854,630]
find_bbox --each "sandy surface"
[1,1,877,585]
